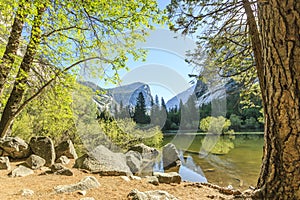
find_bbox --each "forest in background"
[109,88,263,133]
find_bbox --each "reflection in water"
[154,152,207,183]
[179,164,207,183]
[162,134,264,190]
[199,135,235,156]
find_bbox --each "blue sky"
[98,0,199,102]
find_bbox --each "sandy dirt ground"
[0,160,243,200]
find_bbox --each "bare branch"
[42,26,88,38]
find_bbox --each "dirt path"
[0,160,244,200]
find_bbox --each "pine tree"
[118,100,129,119]
[155,95,159,105]
[133,92,150,124]
[161,97,166,110]
[150,95,161,126]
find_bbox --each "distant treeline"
[102,91,264,132]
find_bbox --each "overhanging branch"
[15,56,111,116]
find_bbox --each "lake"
[157,133,264,190]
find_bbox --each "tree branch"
[42,26,88,38]
[15,56,110,117]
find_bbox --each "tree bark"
[253,0,300,199]
[0,2,28,97]
[0,5,46,138]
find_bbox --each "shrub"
[98,118,163,150]
[229,114,242,131]
[199,116,232,134]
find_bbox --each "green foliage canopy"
[167,0,261,107]
[0,0,164,138]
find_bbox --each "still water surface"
[159,133,264,190]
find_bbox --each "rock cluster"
[0,136,77,178]
[0,136,78,164]
[74,143,162,177]
[0,137,182,199]
[0,137,31,158]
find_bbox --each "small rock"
[29,136,55,167]
[0,156,10,170]
[38,166,51,175]
[121,176,131,182]
[78,190,87,196]
[40,166,51,171]
[50,163,65,172]
[55,140,78,159]
[128,189,178,200]
[51,163,73,176]
[146,176,159,186]
[9,165,34,177]
[204,168,215,172]
[207,194,216,199]
[130,175,142,181]
[154,172,181,184]
[20,189,34,196]
[54,168,73,176]
[227,185,233,190]
[54,176,100,193]
[25,154,46,170]
[56,155,70,165]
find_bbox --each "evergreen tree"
[167,106,180,130]
[155,95,159,105]
[150,95,161,126]
[161,97,166,110]
[179,95,199,130]
[160,97,168,130]
[114,104,118,118]
[133,92,150,124]
[118,100,129,119]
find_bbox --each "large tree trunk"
[0,2,28,97]
[253,1,300,199]
[0,5,46,138]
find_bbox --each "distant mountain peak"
[80,81,153,113]
[166,79,239,110]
